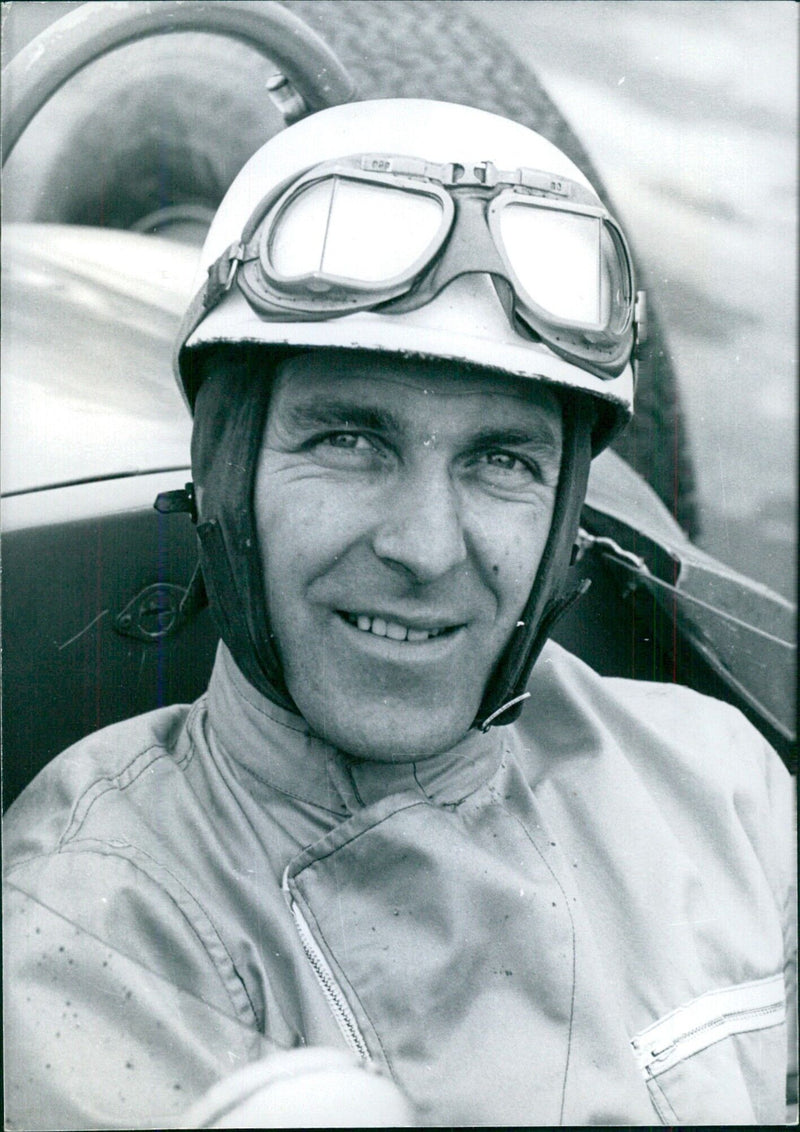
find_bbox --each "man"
[4,99,795,1127]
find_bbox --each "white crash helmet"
[175,98,638,449]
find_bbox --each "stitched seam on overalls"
[59,699,202,846]
[290,798,428,873]
[647,1074,678,1124]
[235,772,349,818]
[59,745,171,845]
[54,840,261,1031]
[498,803,578,1127]
[288,800,434,1077]
[4,866,261,1048]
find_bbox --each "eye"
[324,432,372,450]
[471,449,541,489]
[484,452,526,471]
[309,430,386,469]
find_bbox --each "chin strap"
[155,473,295,713]
[196,517,296,712]
[477,578,592,730]
[473,397,594,731]
[479,692,532,733]
[191,351,310,714]
[153,483,209,629]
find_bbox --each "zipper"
[282,869,372,1062]
[644,1002,784,1064]
[631,974,785,1078]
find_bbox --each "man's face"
[254,350,562,762]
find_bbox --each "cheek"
[477,503,554,612]
[254,477,367,600]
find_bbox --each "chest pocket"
[630,974,786,1125]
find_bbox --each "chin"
[297,694,478,764]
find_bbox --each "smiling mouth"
[338,611,461,643]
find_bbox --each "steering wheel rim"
[1,0,355,164]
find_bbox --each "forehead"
[270,350,563,436]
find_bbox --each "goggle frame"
[209,155,639,381]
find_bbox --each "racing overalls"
[4,640,796,1127]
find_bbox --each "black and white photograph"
[2,1,796,1126]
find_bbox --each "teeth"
[344,613,447,642]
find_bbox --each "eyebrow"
[284,399,404,435]
[464,423,562,457]
[283,397,561,457]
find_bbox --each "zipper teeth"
[284,879,371,1062]
[677,1000,782,1044]
[648,999,784,1060]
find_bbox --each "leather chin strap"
[191,351,296,713]
[474,398,593,727]
[189,345,593,730]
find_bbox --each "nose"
[371,465,468,583]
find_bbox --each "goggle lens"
[267,177,446,286]
[498,204,615,328]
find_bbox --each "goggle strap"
[172,245,245,407]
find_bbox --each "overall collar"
[206,644,504,814]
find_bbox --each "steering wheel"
[1,0,355,163]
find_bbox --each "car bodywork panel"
[2,225,195,497]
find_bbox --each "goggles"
[201,154,639,380]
